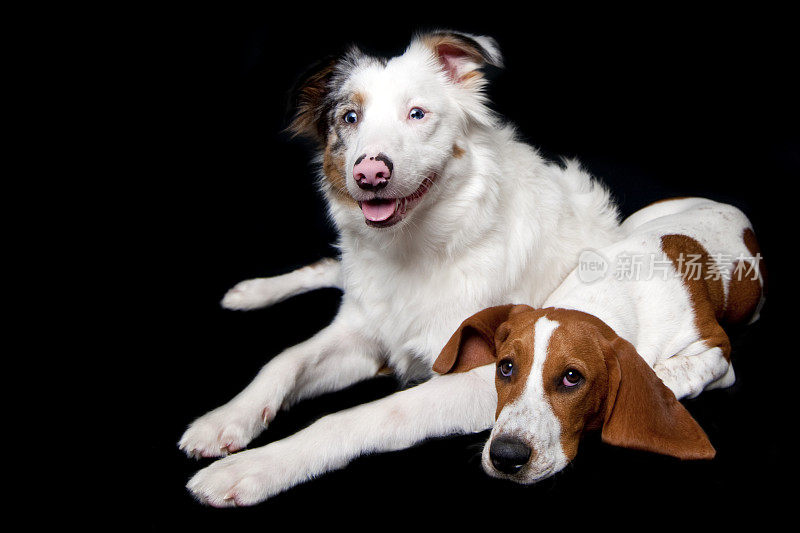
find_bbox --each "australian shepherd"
[180,30,621,506]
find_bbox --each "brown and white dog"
[434,197,764,483]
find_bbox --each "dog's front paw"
[187,446,294,507]
[179,403,271,458]
[221,279,274,310]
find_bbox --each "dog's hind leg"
[179,302,382,459]
[186,365,496,507]
[221,258,341,311]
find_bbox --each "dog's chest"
[343,254,502,373]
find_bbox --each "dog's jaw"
[358,174,437,228]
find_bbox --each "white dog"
[179,30,622,506]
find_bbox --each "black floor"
[141,10,795,529]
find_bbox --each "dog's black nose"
[489,436,531,474]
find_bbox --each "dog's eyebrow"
[511,338,526,357]
[350,92,366,107]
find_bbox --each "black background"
[143,7,796,530]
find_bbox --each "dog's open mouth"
[358,175,436,228]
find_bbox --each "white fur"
[180,32,621,506]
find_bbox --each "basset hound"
[434,197,765,483]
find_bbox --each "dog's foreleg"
[186,365,496,507]
[222,258,341,311]
[179,307,381,458]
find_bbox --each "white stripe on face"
[483,316,569,482]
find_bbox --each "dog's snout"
[489,436,532,474]
[353,153,393,190]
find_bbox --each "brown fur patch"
[742,227,767,285]
[600,335,715,460]
[458,70,483,84]
[452,144,465,159]
[724,261,762,324]
[288,59,337,143]
[351,91,366,108]
[322,132,357,207]
[722,227,764,324]
[432,304,522,375]
[376,364,394,376]
[661,234,731,360]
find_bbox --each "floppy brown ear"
[433,305,525,374]
[601,337,716,460]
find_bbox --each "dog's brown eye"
[562,369,583,387]
[498,359,514,378]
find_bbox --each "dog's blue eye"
[498,360,514,378]
[343,111,358,124]
[409,107,425,120]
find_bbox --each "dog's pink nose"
[353,153,393,190]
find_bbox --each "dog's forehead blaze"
[493,308,551,415]
[496,309,614,433]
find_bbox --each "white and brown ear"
[601,337,716,460]
[416,30,503,85]
[433,304,528,374]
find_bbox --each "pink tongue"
[361,199,397,222]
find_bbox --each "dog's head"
[434,305,715,483]
[288,31,502,229]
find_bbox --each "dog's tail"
[221,258,342,311]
